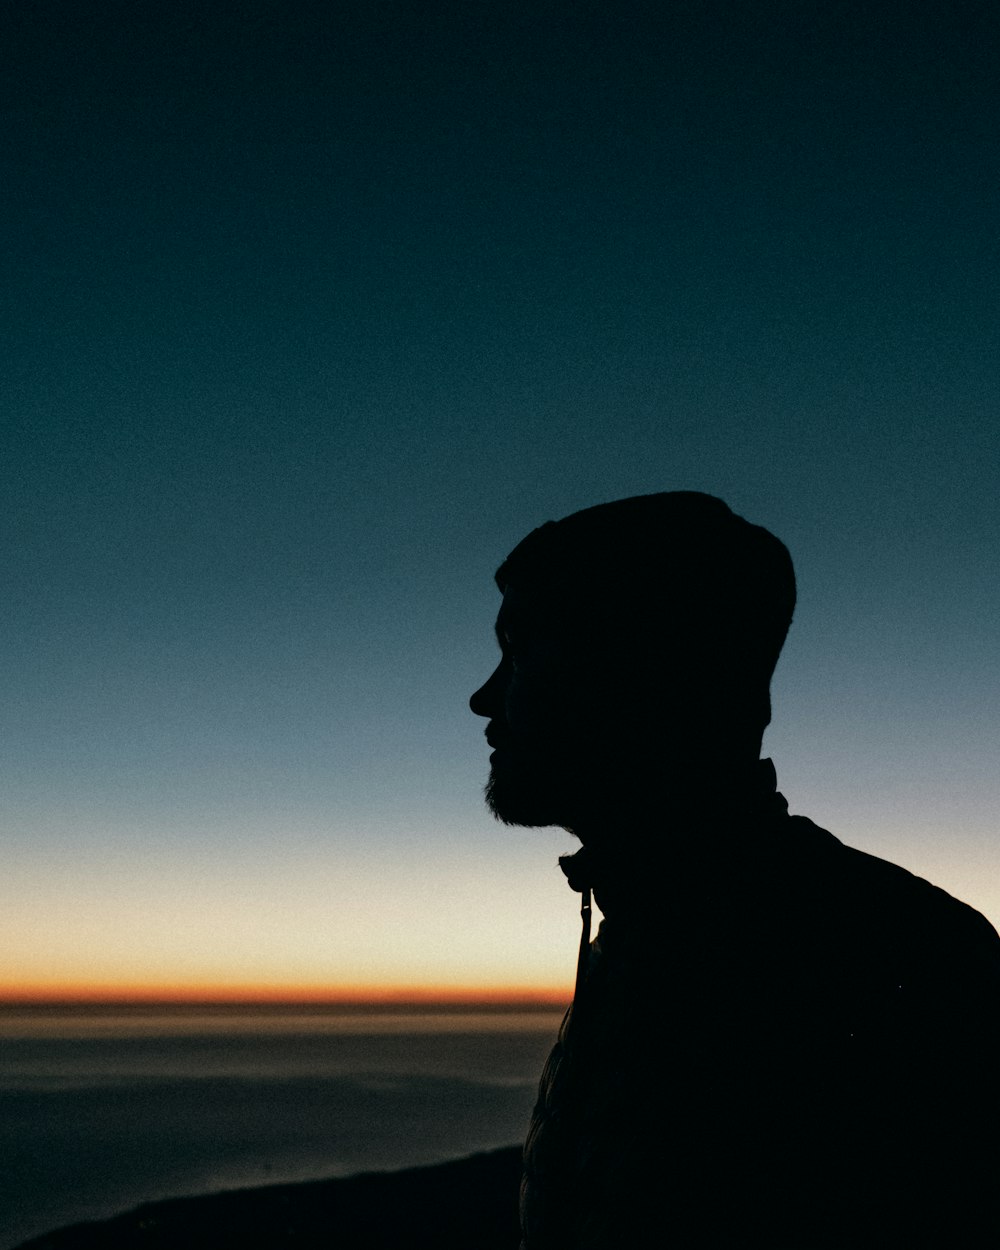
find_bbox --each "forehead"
[494,585,521,639]
[494,583,539,639]
[495,582,575,649]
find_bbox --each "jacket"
[521,766,1000,1247]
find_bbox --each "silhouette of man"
[470,493,1000,1248]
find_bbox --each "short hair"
[496,492,796,733]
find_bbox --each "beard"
[482,732,677,831]
[483,739,596,829]
[487,745,557,825]
[485,766,553,828]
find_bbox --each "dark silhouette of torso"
[521,764,1000,1248]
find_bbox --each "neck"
[567,755,771,850]
[558,758,786,922]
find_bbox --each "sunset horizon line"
[0,983,573,1009]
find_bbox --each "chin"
[484,761,568,828]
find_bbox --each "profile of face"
[469,583,645,829]
[469,585,579,827]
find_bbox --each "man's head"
[469,492,796,831]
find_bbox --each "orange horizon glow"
[0,981,573,1008]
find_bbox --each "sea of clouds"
[0,1010,561,1249]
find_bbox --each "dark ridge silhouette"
[13,1148,522,1250]
[471,493,1000,1247]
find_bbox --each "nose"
[469,663,503,717]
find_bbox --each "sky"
[2,0,999,999]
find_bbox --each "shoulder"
[786,812,1000,986]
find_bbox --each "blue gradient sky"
[3,2,999,995]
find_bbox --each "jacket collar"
[558,758,789,915]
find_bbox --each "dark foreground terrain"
[15,1147,522,1250]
